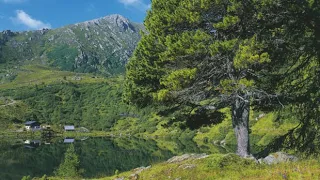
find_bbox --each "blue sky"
[0,0,150,31]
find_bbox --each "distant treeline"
[0,79,131,130]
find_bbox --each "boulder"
[260,152,298,165]
[114,177,124,180]
[129,173,139,180]
[124,165,151,180]
[132,166,151,174]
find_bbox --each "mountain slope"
[0,14,143,83]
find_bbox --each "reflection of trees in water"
[0,139,66,180]
[55,144,81,178]
[0,137,226,179]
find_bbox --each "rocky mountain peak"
[75,14,135,32]
[1,30,16,38]
[105,14,129,23]
[104,14,135,32]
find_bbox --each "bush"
[21,175,32,180]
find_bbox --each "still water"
[0,137,229,179]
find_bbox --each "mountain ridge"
[0,14,144,83]
[1,14,140,34]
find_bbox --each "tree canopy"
[125,0,320,157]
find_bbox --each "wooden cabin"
[25,121,41,131]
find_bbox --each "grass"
[23,152,320,180]
[0,65,107,89]
[98,154,320,180]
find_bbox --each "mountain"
[0,14,144,83]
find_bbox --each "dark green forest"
[0,79,129,130]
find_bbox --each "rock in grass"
[126,166,151,180]
[178,163,197,169]
[260,152,298,165]
[129,173,138,180]
[132,166,151,174]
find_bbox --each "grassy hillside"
[0,65,125,130]
[101,154,320,180]
[0,65,106,89]
[28,153,320,180]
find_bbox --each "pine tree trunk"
[231,98,250,157]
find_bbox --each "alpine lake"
[0,136,233,180]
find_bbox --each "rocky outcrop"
[115,166,151,180]
[258,152,298,165]
[113,154,208,180]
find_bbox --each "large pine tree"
[125,0,320,157]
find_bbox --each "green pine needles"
[125,0,320,156]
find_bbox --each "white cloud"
[11,10,51,30]
[119,0,139,5]
[118,0,150,11]
[1,0,27,3]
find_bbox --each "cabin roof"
[64,125,75,130]
[25,121,38,125]
[64,138,75,143]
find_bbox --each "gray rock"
[126,166,151,180]
[263,155,277,165]
[114,177,124,180]
[129,173,138,180]
[133,166,151,174]
[261,152,298,165]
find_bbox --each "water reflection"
[63,138,75,143]
[24,140,41,149]
[0,137,228,180]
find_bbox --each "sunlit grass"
[0,65,107,89]
[99,154,320,180]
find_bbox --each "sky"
[0,0,150,31]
